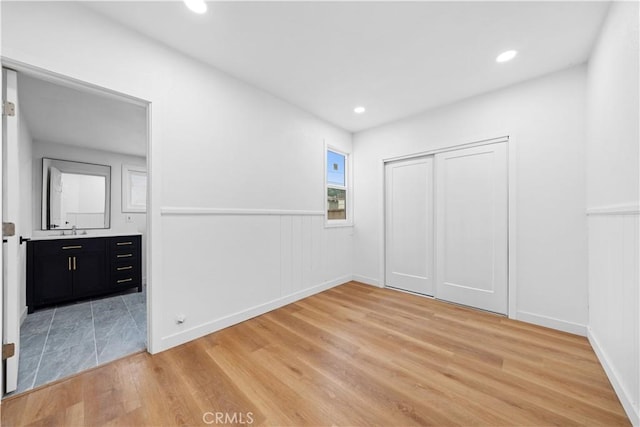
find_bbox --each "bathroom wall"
[32,140,148,281]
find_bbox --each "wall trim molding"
[588,327,640,426]
[352,275,382,287]
[586,203,640,216]
[516,310,587,336]
[160,207,325,216]
[158,275,352,352]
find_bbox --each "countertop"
[30,232,142,241]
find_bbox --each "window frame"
[122,164,147,213]
[324,144,352,227]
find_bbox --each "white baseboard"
[352,274,382,287]
[158,275,352,352]
[516,310,587,336]
[20,306,28,325]
[588,327,639,426]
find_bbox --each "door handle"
[20,236,31,245]
[68,257,72,271]
[73,256,77,271]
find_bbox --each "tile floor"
[14,288,146,394]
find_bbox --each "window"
[122,164,147,213]
[326,148,349,224]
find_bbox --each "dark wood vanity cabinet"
[27,235,142,313]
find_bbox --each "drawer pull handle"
[117,266,133,271]
[62,245,82,250]
[116,242,133,246]
[117,254,133,258]
[117,278,133,284]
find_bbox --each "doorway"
[384,140,509,315]
[2,66,150,396]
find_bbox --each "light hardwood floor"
[1,281,630,426]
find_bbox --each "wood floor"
[1,281,629,426]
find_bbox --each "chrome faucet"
[71,225,77,235]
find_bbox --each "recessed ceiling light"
[496,50,517,63]
[184,0,207,14]
[354,106,366,114]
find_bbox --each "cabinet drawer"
[112,250,138,260]
[112,263,138,274]
[112,269,140,286]
[110,237,140,252]
[33,238,107,256]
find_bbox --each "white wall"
[586,2,640,424]
[31,140,147,280]
[1,2,353,352]
[586,2,639,209]
[353,66,588,334]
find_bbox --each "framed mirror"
[41,158,111,230]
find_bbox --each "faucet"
[71,225,77,235]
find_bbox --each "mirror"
[41,158,111,230]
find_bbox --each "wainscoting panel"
[159,209,352,350]
[587,207,639,425]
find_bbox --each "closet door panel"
[435,142,508,314]
[385,156,434,296]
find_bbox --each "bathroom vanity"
[26,234,142,313]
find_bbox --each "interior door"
[435,142,508,314]
[2,68,21,393]
[385,156,434,296]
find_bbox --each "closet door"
[435,142,507,314]
[385,156,434,296]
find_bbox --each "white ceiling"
[18,74,147,157]
[84,1,610,132]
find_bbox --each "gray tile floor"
[15,288,146,394]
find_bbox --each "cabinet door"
[33,254,74,303]
[73,251,108,297]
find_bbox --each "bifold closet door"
[435,142,508,314]
[385,156,434,296]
